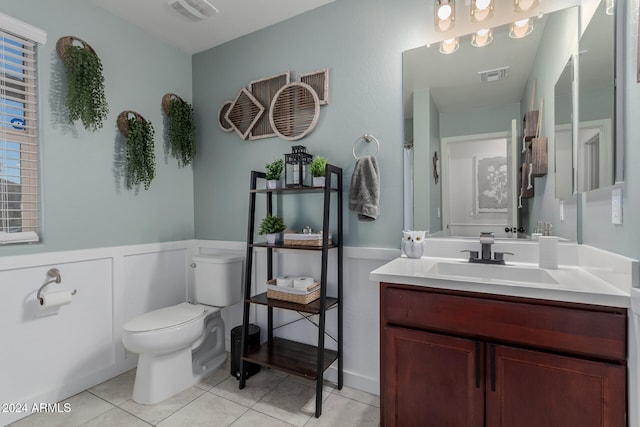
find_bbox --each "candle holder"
[284,145,312,187]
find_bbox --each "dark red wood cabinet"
[380,282,627,427]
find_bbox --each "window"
[0,13,45,244]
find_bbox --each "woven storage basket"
[266,279,320,304]
[283,233,331,247]
[56,36,96,64]
[117,111,146,138]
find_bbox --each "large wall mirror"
[403,0,619,241]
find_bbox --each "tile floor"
[9,357,380,427]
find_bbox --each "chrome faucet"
[479,232,494,261]
[461,232,513,265]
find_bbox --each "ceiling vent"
[168,0,219,21]
[478,66,509,83]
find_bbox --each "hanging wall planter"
[118,111,156,190]
[56,36,109,131]
[162,93,196,167]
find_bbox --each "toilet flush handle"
[190,263,196,268]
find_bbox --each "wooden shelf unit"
[239,165,343,418]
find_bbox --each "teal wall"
[439,103,521,138]
[520,7,579,241]
[192,0,429,248]
[1,0,638,261]
[0,0,194,256]
[581,0,640,261]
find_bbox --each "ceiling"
[88,0,336,54]
[404,1,613,118]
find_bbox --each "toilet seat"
[123,303,205,333]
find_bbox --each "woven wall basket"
[56,36,97,64]
[117,111,147,138]
[161,93,185,116]
[218,100,234,132]
[269,82,320,141]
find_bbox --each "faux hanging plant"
[120,113,156,190]
[57,37,109,131]
[165,95,196,167]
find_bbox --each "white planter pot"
[312,176,325,187]
[266,179,281,189]
[266,233,278,244]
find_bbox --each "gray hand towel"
[349,155,380,221]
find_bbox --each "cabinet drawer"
[381,283,626,362]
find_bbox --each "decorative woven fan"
[249,71,290,140]
[225,88,265,140]
[218,101,234,132]
[269,82,320,141]
[298,68,329,105]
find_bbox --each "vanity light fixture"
[605,0,614,15]
[434,0,455,32]
[513,0,539,13]
[440,37,460,54]
[471,0,494,23]
[509,18,534,39]
[471,28,494,47]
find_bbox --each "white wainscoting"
[0,240,397,424]
[0,241,194,426]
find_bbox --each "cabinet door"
[487,344,626,427]
[382,326,484,427]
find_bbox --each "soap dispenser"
[538,236,558,269]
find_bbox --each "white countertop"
[370,255,632,308]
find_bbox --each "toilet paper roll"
[293,277,314,290]
[276,276,294,287]
[39,290,73,309]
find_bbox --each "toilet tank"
[192,254,243,307]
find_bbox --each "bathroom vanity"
[371,239,637,427]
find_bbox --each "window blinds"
[0,29,39,243]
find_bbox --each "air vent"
[168,0,219,21]
[478,66,509,83]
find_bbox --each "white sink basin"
[425,261,558,285]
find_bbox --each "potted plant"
[259,214,286,244]
[265,159,284,189]
[57,37,109,131]
[119,112,156,190]
[166,95,196,167]
[310,155,328,187]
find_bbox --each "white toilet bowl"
[122,303,226,404]
[122,253,243,405]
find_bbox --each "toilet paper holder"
[36,268,77,304]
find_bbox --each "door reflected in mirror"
[404,6,580,240]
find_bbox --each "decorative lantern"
[284,145,312,187]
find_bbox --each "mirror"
[554,57,574,199]
[577,1,615,193]
[404,6,580,240]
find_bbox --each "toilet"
[122,253,242,405]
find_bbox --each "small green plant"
[265,159,284,180]
[62,45,109,131]
[259,214,286,235]
[126,118,156,190]
[310,155,328,177]
[167,98,196,167]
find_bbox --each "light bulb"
[472,29,494,47]
[437,4,452,20]
[510,18,533,39]
[440,38,459,54]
